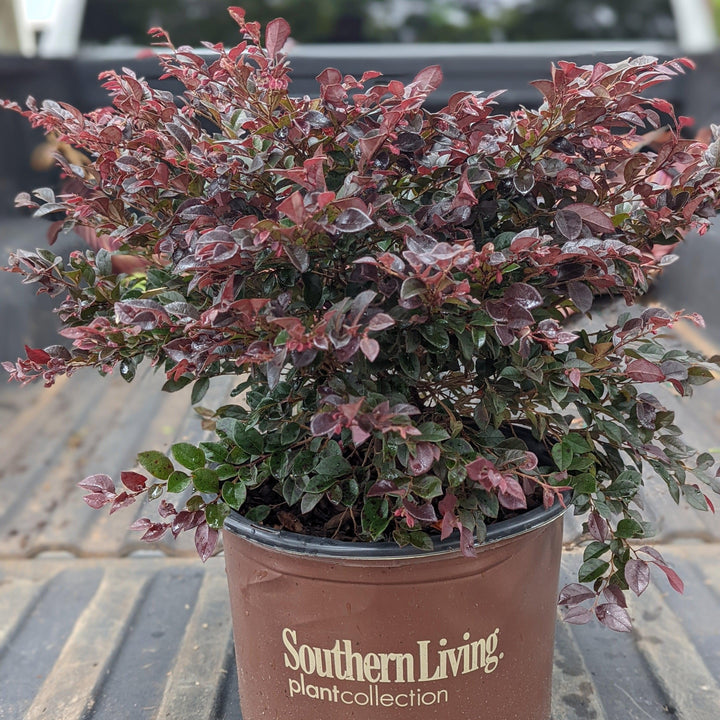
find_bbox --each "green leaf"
[398,352,420,379]
[472,328,487,350]
[361,497,391,540]
[549,383,568,404]
[608,469,642,498]
[293,450,316,475]
[200,442,228,463]
[583,541,610,561]
[419,323,450,350]
[167,470,191,494]
[407,530,434,551]
[314,455,352,477]
[171,443,206,471]
[281,422,302,446]
[687,366,714,385]
[564,434,591,453]
[444,438,474,456]
[682,484,709,511]
[246,505,271,523]
[191,377,210,405]
[148,483,164,500]
[578,557,610,583]
[551,442,573,471]
[457,331,474,361]
[615,518,644,538]
[192,468,220,494]
[137,450,174,480]
[162,376,193,393]
[222,481,247,510]
[216,464,238,481]
[206,502,231,529]
[572,474,597,495]
[282,476,305,506]
[305,475,338,493]
[412,475,442,500]
[301,493,323,514]
[341,477,360,507]
[415,422,450,443]
[696,453,715,471]
[233,427,264,455]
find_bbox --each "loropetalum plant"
[4,8,720,631]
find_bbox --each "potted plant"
[3,7,720,719]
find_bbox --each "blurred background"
[1,0,720,354]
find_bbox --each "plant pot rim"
[223,493,570,560]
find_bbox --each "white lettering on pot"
[282,627,504,707]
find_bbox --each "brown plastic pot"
[223,498,567,720]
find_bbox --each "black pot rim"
[224,492,570,560]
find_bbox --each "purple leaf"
[265,17,291,57]
[402,498,438,523]
[195,522,219,562]
[595,603,632,632]
[368,479,400,497]
[366,313,395,331]
[78,474,115,494]
[407,442,437,476]
[558,583,596,606]
[555,209,583,240]
[409,65,443,95]
[498,477,528,510]
[588,511,609,542]
[652,561,685,594]
[504,282,543,309]
[82,493,114,509]
[360,337,379,362]
[626,359,665,383]
[109,491,136,515]
[659,360,688,381]
[140,522,169,542]
[310,412,340,436]
[562,606,594,625]
[625,558,650,596]
[562,203,615,235]
[114,299,169,331]
[568,281,593,313]
[603,584,628,608]
[335,208,374,233]
[120,471,147,493]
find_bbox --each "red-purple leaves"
[559,583,597,606]
[595,603,632,633]
[194,522,219,562]
[587,511,609,542]
[625,558,650,596]
[625,359,666,383]
[465,457,528,511]
[407,442,440,476]
[130,517,169,542]
[560,203,615,235]
[637,546,685,593]
[265,17,290,58]
[78,474,116,509]
[24,345,51,364]
[121,471,148,493]
[555,209,583,240]
[408,65,443,96]
[335,208,374,233]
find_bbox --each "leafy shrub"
[3,7,720,629]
